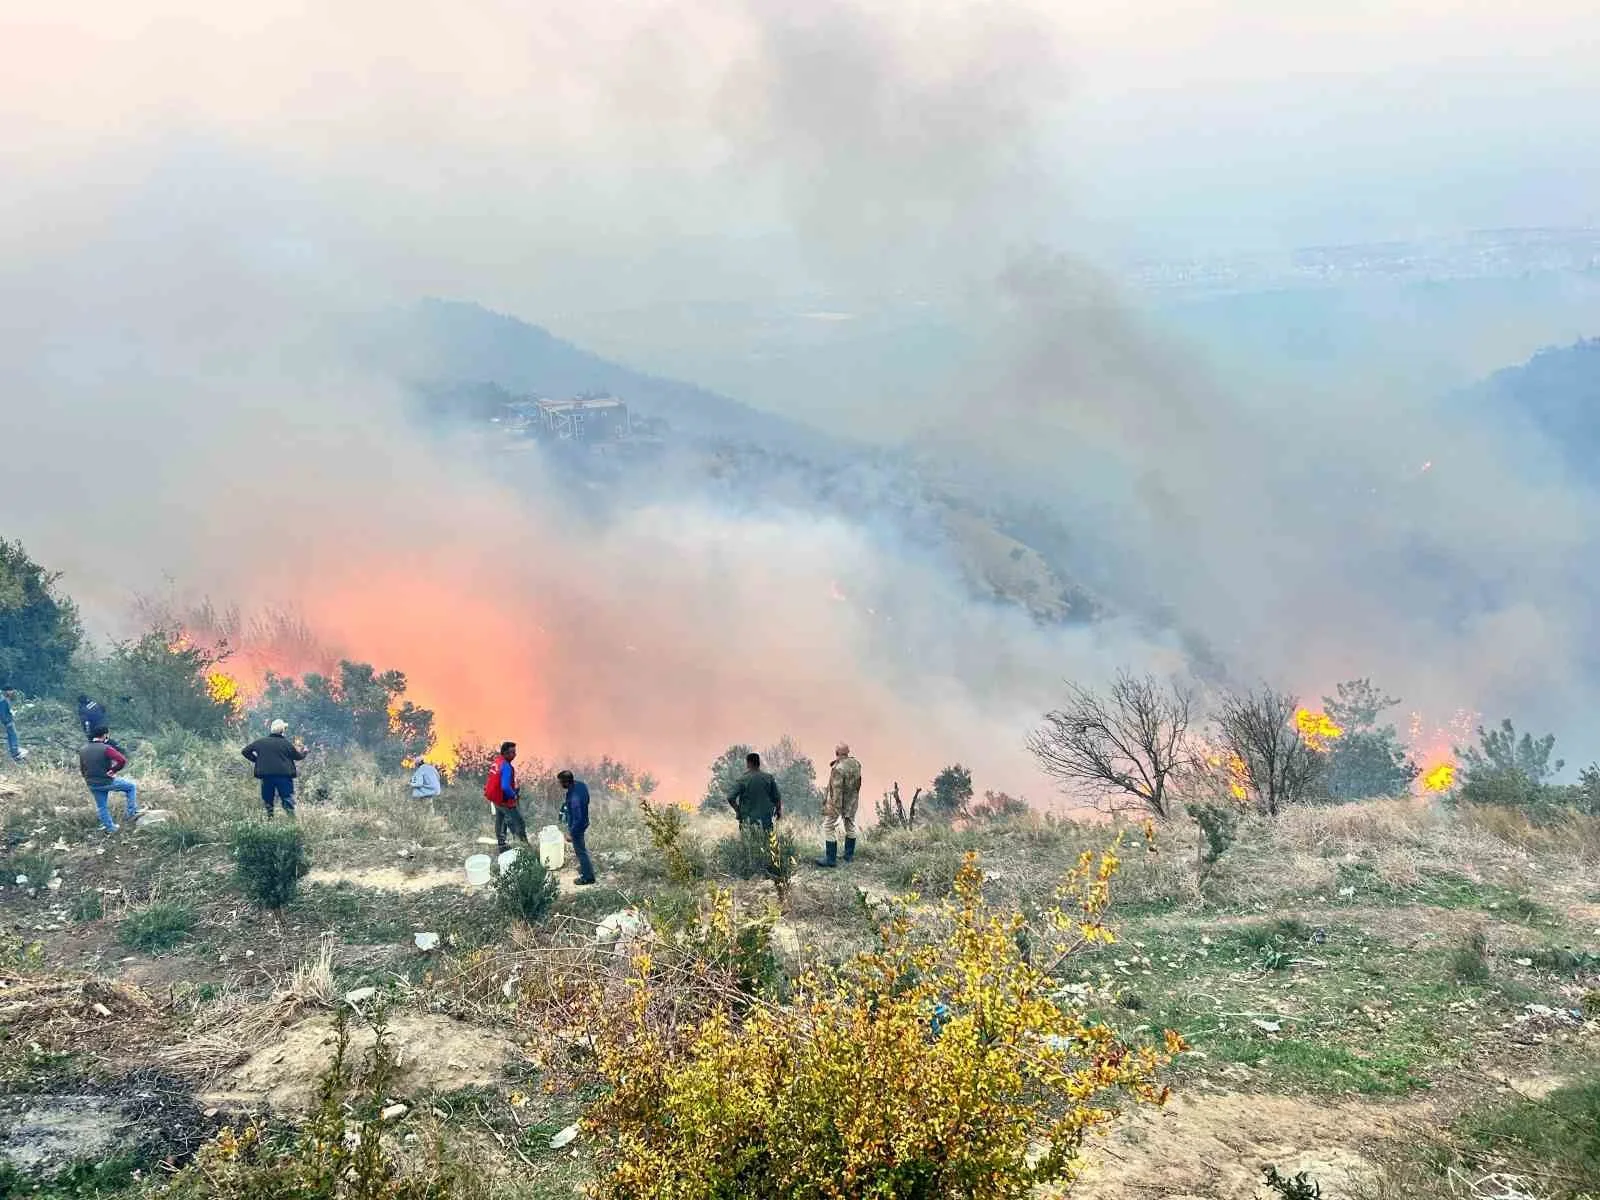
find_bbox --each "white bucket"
[497,848,520,873]
[464,854,492,886]
[538,825,565,870]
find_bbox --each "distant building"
[535,396,632,443]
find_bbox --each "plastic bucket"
[497,848,520,873]
[538,825,565,870]
[464,854,492,886]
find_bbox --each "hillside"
[368,299,835,451]
[3,728,1598,1198]
[1472,337,1600,468]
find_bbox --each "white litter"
[549,1124,580,1150]
[413,932,440,952]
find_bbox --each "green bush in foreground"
[233,822,310,910]
[495,849,559,924]
[119,901,197,952]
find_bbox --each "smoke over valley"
[5,0,1600,798]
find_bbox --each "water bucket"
[497,848,520,873]
[538,825,565,870]
[464,854,492,886]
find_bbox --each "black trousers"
[495,804,528,848]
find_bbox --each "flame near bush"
[584,847,1178,1199]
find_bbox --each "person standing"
[1,689,26,762]
[556,769,596,886]
[80,725,139,832]
[484,741,530,854]
[816,742,863,868]
[77,693,107,740]
[241,719,307,817]
[410,755,443,801]
[726,751,782,834]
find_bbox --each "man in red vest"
[484,740,530,854]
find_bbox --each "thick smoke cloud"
[2,0,1596,800]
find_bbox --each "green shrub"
[1447,929,1491,984]
[495,849,559,924]
[640,799,706,884]
[1185,801,1239,887]
[119,901,197,952]
[714,824,799,880]
[233,822,310,909]
[70,890,105,922]
[887,842,966,897]
[1459,1074,1600,1187]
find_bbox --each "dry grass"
[1274,797,1438,853]
[1459,803,1600,863]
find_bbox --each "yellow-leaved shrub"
[584,847,1179,1200]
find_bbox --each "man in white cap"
[241,719,308,817]
[816,742,863,868]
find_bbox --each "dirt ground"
[210,1012,519,1112]
[1071,1090,1429,1200]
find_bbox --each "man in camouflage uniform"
[816,742,862,868]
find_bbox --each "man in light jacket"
[241,719,308,817]
[410,755,443,800]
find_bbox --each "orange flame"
[1293,707,1344,752]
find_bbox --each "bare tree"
[1215,686,1324,816]
[1027,672,1195,819]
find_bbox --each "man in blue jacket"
[556,769,596,886]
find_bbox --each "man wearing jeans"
[1,689,26,762]
[484,741,530,854]
[557,770,596,886]
[241,719,307,817]
[80,725,139,832]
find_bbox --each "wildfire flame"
[205,671,241,709]
[1421,762,1456,793]
[1293,708,1344,752]
[1201,748,1251,803]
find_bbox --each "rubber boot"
[843,837,856,863]
[815,840,838,868]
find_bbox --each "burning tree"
[1215,687,1324,816]
[1027,672,1195,820]
[255,660,435,768]
[1320,678,1419,801]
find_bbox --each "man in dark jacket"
[80,725,139,832]
[726,751,782,833]
[77,694,107,740]
[241,719,308,817]
[556,770,596,886]
[485,741,530,854]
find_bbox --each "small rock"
[14,874,27,886]
[52,839,69,852]
[549,1123,580,1150]
[1514,958,1533,967]
[1250,1018,1282,1034]
[381,1103,409,1122]
[47,876,62,891]
[413,932,440,952]
[1337,886,1355,898]
[397,848,412,860]
[245,949,254,958]
[475,836,498,846]
[92,1002,112,1017]
[344,986,377,1006]
[204,1107,219,1118]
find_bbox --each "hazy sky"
[4,1,1597,312]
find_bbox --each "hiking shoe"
[575,877,597,887]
